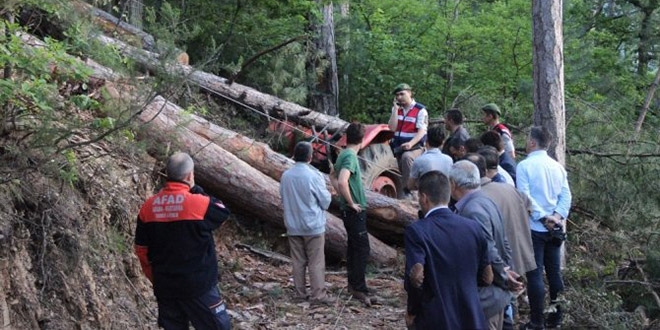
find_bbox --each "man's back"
[480,179,536,274]
[516,150,571,231]
[410,148,453,178]
[136,182,231,299]
[405,208,488,329]
[280,163,331,236]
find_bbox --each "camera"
[543,217,566,246]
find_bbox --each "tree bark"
[150,96,419,243]
[532,0,566,164]
[308,1,339,116]
[137,96,398,265]
[92,34,350,133]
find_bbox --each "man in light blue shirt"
[280,142,333,305]
[408,125,453,191]
[516,126,572,330]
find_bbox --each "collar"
[424,205,449,218]
[164,181,192,192]
[528,150,547,157]
[401,100,417,113]
[454,189,478,210]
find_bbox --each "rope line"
[190,82,404,178]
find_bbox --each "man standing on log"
[404,170,492,329]
[134,152,232,330]
[331,122,373,306]
[388,83,428,199]
[517,127,572,330]
[280,142,333,305]
[481,103,516,159]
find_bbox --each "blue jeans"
[526,230,564,325]
[157,285,231,330]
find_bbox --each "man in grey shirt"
[408,125,453,191]
[280,142,333,305]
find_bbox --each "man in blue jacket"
[404,170,492,329]
[280,142,333,305]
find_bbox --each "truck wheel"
[359,143,401,198]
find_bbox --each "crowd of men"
[132,82,571,330]
[392,84,571,330]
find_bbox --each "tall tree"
[532,0,565,164]
[308,1,339,115]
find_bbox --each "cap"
[481,103,501,116]
[392,83,412,94]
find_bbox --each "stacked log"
[150,99,419,241]
[138,96,398,264]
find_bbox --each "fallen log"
[93,34,349,133]
[137,96,398,265]
[149,98,419,242]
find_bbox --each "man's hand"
[544,215,561,231]
[349,203,362,213]
[405,312,416,329]
[410,263,424,288]
[506,269,524,293]
[400,142,412,150]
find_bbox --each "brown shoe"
[350,290,372,307]
[311,296,336,306]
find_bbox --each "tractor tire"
[359,143,402,199]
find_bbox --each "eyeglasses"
[395,92,407,96]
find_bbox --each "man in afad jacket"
[135,152,231,330]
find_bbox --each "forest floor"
[212,220,409,330]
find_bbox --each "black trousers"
[341,209,370,292]
[157,285,231,330]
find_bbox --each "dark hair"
[346,122,365,145]
[426,125,446,148]
[418,171,451,205]
[447,136,466,150]
[465,138,484,153]
[529,126,552,149]
[293,141,313,162]
[477,146,500,170]
[480,130,504,152]
[463,153,486,178]
[445,109,464,125]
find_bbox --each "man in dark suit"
[404,171,492,329]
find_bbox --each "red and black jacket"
[134,182,230,299]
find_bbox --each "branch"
[567,149,660,158]
[229,35,307,84]
[634,66,660,135]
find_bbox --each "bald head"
[167,152,194,181]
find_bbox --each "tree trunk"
[634,67,660,135]
[137,96,398,265]
[532,0,567,266]
[92,34,350,133]
[308,1,339,116]
[71,0,155,50]
[3,12,13,80]
[150,96,419,243]
[532,0,565,164]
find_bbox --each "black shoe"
[545,303,563,328]
[520,322,544,330]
